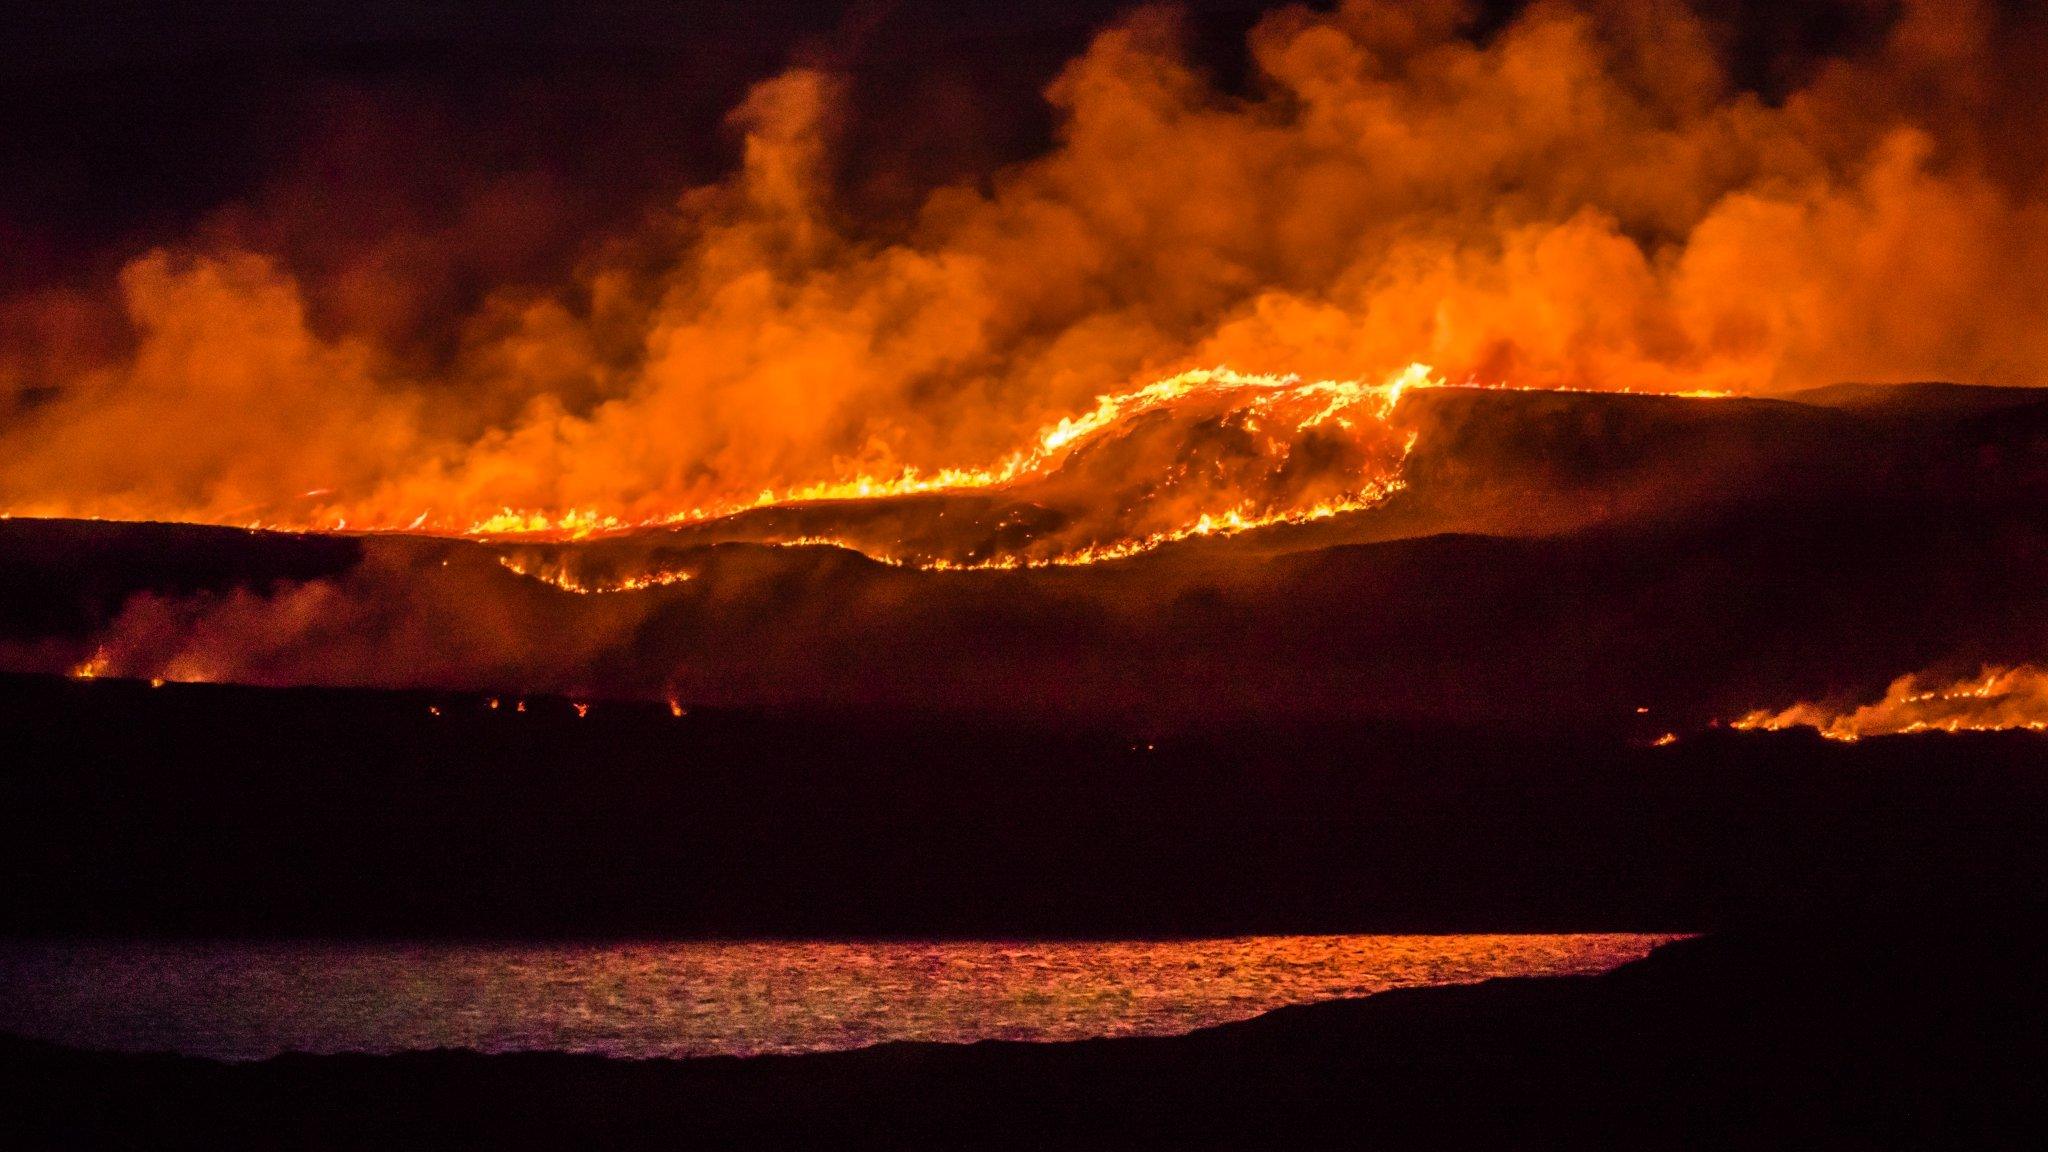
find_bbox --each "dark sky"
[0,0,1896,294]
[4,1,1892,73]
[4,2,1288,75]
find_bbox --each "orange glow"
[5,2,2041,545]
[496,555,696,593]
[704,364,1432,568]
[438,362,1432,556]
[1733,665,2048,741]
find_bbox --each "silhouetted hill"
[7,384,2048,934]
[4,384,2048,728]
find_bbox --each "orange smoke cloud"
[50,542,668,694]
[3,0,2046,536]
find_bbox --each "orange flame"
[1733,665,2048,741]
[7,1,2037,546]
[496,556,696,593]
[452,362,1434,545]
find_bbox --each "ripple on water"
[0,934,1679,1061]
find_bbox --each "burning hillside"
[2,1,2047,736]
[5,0,2048,541]
[2,381,2045,736]
[1735,666,2048,741]
[17,17,2048,1140]
[479,361,1429,568]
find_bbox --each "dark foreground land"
[9,672,2048,935]
[8,383,2048,938]
[3,914,2044,1149]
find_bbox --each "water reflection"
[0,934,1676,1060]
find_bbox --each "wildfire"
[1733,665,2048,741]
[444,364,1435,544]
[3,319,1742,576]
[359,364,1739,573]
[496,556,695,594]
[780,473,1411,572]
[5,0,2045,572]
[470,511,638,538]
[820,366,1418,567]
[341,363,1437,573]
[66,653,193,689]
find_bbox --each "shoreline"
[5,916,2043,1148]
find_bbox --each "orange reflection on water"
[0,934,1679,1061]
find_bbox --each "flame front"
[461,362,1429,549]
[496,555,695,594]
[735,363,1428,569]
[1734,666,2048,742]
[342,363,1435,572]
[5,2,2043,547]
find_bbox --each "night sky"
[0,1,1906,289]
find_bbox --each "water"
[0,934,1675,1061]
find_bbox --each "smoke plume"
[4,0,2046,535]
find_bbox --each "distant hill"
[3,383,2045,730]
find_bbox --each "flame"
[692,365,1412,568]
[380,363,1432,572]
[1733,665,2048,741]
[70,650,196,688]
[849,365,1417,566]
[3,0,2046,549]
[6,362,1440,577]
[791,473,1411,572]
[21,357,1730,576]
[496,556,695,593]
[448,363,1433,544]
